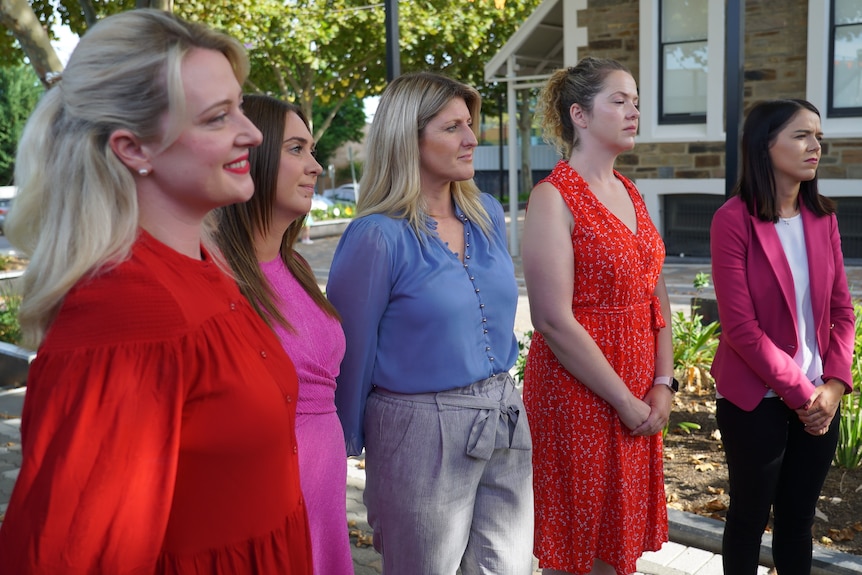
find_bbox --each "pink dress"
[261,255,353,575]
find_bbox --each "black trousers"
[716,396,840,575]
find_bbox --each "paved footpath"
[2,214,862,574]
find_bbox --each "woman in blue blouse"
[327,72,533,574]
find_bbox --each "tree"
[0,63,42,184]
[311,95,365,169]
[1,0,544,144]
[0,0,63,88]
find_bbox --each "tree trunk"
[518,89,533,203]
[0,0,63,88]
[136,0,173,10]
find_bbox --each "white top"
[770,213,823,397]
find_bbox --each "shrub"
[672,309,719,389]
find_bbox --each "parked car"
[322,183,359,205]
[0,187,16,235]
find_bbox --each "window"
[659,0,709,124]
[639,0,724,142]
[828,0,862,117]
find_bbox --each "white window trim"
[638,0,725,143]
[637,178,862,243]
[806,0,862,137]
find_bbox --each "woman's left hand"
[795,380,844,436]
[632,385,674,436]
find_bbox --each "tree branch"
[0,0,63,88]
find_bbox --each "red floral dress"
[523,160,668,575]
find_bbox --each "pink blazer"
[709,196,855,411]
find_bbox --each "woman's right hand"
[616,394,652,432]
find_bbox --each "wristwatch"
[653,375,679,393]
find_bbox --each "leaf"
[694,462,715,472]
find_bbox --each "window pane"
[833,24,862,109]
[835,0,862,26]
[663,41,708,115]
[662,0,708,43]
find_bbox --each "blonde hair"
[7,9,248,347]
[537,56,631,158]
[358,72,490,236]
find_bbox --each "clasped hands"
[796,379,844,436]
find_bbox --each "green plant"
[835,390,862,470]
[693,272,711,291]
[309,203,355,222]
[672,310,719,388]
[513,330,533,385]
[0,286,22,346]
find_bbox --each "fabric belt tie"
[375,373,530,461]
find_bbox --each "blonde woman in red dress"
[522,57,674,575]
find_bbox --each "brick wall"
[574,0,861,181]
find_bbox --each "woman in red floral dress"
[522,57,674,575]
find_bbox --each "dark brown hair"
[735,98,834,222]
[216,94,339,328]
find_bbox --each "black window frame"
[828,0,862,118]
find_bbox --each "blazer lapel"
[802,206,828,325]
[751,214,797,323]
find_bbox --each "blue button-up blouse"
[327,193,519,455]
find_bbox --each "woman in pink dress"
[216,94,353,575]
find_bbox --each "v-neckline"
[573,167,639,237]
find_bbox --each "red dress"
[0,231,312,575]
[523,160,668,574]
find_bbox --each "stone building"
[483,0,862,258]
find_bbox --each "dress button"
[285,394,293,403]
[230,302,237,310]
[260,350,267,358]
[293,445,298,454]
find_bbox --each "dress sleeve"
[0,343,185,575]
[327,218,393,456]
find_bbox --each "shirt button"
[482,318,487,323]
[484,329,488,334]
[469,276,475,280]
[465,255,471,260]
[489,357,495,362]
[480,303,485,308]
[475,288,480,293]
[485,346,491,351]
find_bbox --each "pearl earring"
[138,168,149,176]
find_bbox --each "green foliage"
[835,390,862,470]
[310,202,355,222]
[0,285,21,346]
[311,96,365,168]
[693,271,710,291]
[672,309,719,386]
[513,329,533,385]
[835,301,862,469]
[0,64,43,185]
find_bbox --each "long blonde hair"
[358,72,491,236]
[7,9,248,347]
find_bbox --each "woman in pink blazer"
[710,99,855,575]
